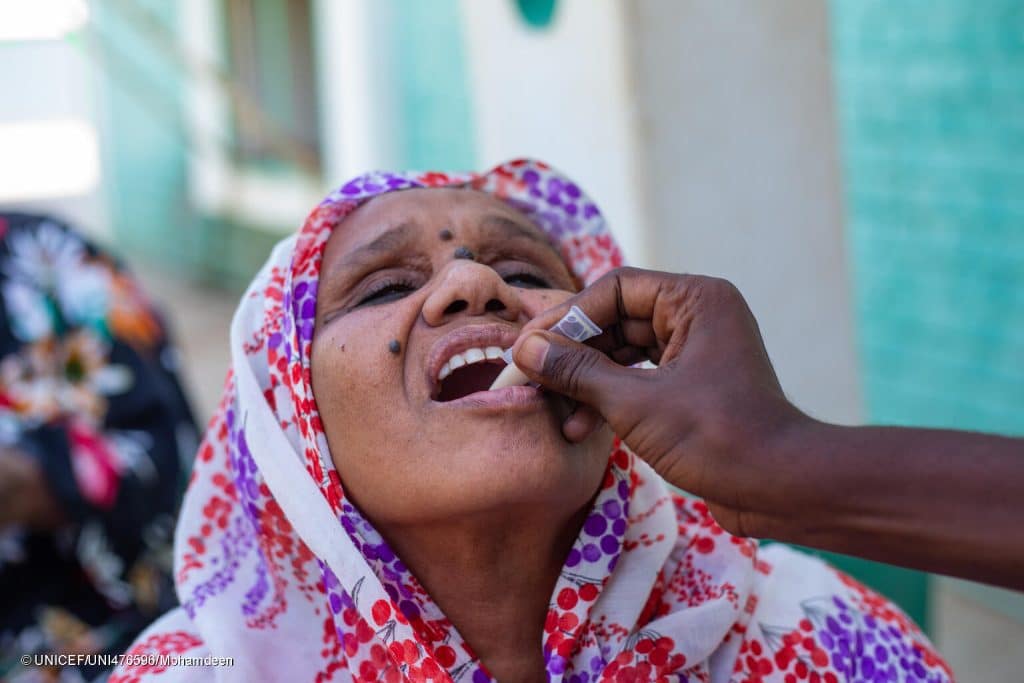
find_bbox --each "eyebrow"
[476,214,576,289]
[478,213,563,261]
[479,214,553,248]
[330,221,419,276]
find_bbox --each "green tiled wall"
[392,0,476,170]
[830,1,1024,625]
[90,1,199,269]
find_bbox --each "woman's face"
[311,188,613,527]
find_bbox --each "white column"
[458,0,650,264]
[313,0,401,187]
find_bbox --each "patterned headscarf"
[114,160,950,682]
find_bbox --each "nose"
[421,260,522,326]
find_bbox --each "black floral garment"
[0,213,199,681]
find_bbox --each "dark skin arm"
[511,266,1024,591]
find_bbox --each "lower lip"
[432,385,547,413]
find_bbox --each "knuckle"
[607,265,636,279]
[672,275,742,316]
[706,276,743,304]
[596,266,632,294]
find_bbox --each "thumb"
[513,331,632,410]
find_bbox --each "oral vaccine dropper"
[489,306,602,390]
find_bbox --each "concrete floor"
[135,267,236,426]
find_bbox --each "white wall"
[0,39,107,240]
[313,0,405,187]
[459,0,649,265]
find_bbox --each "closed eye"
[356,270,549,307]
[504,272,551,288]
[356,280,417,306]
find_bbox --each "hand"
[511,267,810,536]
[511,268,1024,588]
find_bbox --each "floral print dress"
[0,213,199,681]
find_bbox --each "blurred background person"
[0,0,1021,678]
[0,213,198,681]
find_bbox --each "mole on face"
[438,228,453,241]
[453,245,475,261]
[388,339,401,355]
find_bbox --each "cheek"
[310,330,357,427]
[310,320,402,446]
[310,315,426,522]
[310,297,428,488]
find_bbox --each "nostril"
[444,300,468,315]
[484,298,506,312]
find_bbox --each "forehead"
[324,187,550,259]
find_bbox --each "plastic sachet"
[489,305,602,390]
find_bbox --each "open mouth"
[433,346,510,402]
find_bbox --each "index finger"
[521,266,683,337]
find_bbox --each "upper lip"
[426,323,519,398]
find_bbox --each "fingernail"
[517,333,550,373]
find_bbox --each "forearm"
[756,420,1024,590]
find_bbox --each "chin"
[451,428,608,502]
[485,413,612,463]
[469,417,574,464]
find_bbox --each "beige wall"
[623,0,861,424]
[932,579,1024,680]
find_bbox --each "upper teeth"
[438,346,506,381]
